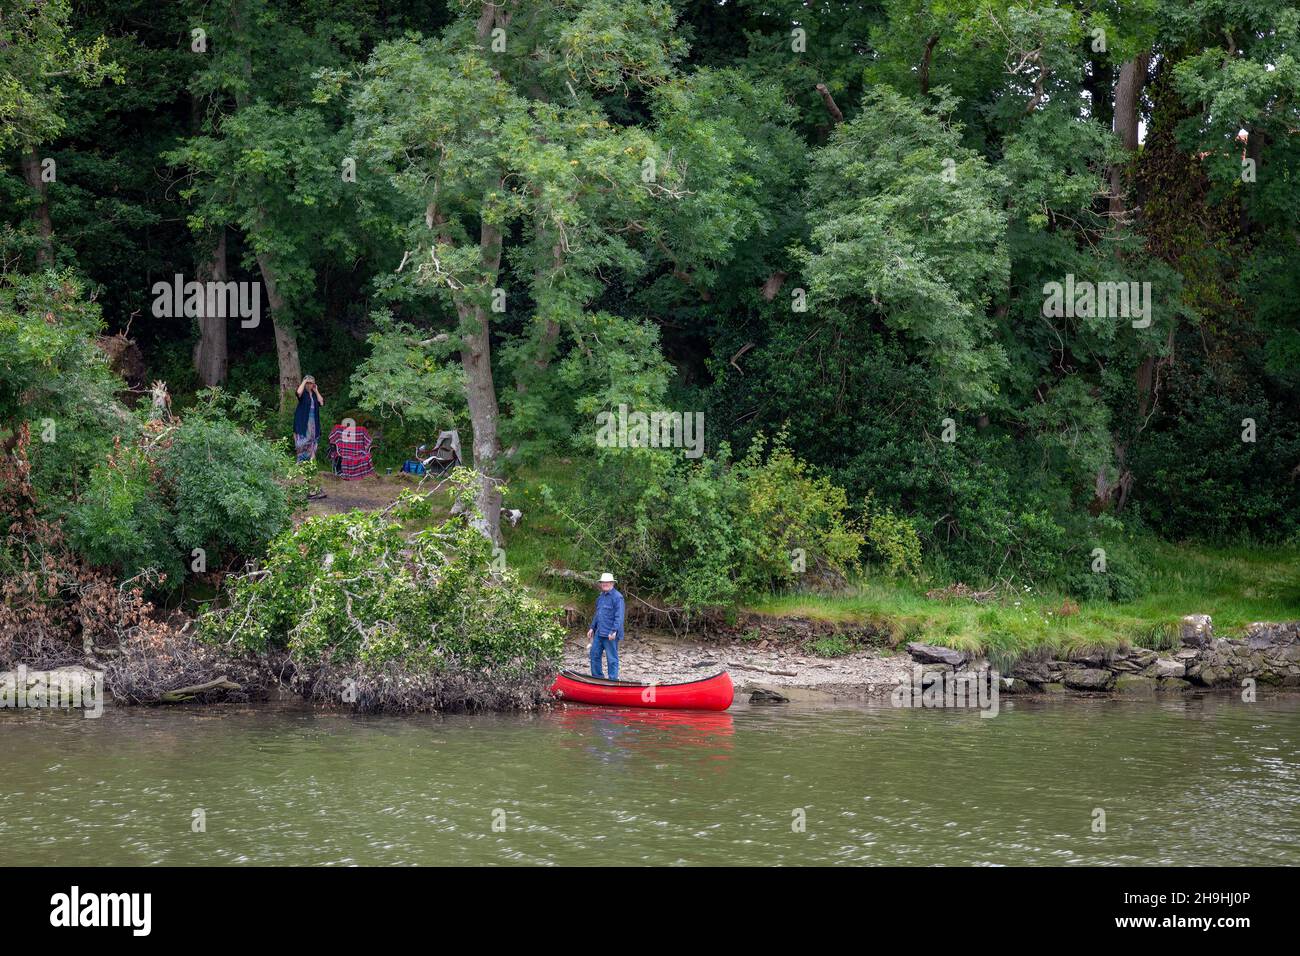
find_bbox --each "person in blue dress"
[292,375,325,463]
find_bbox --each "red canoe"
[549,669,734,711]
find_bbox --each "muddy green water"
[1,695,1297,866]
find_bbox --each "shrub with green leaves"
[548,433,864,610]
[861,493,922,579]
[652,450,749,610]
[161,398,301,568]
[731,434,864,592]
[1062,535,1149,603]
[65,390,301,591]
[203,474,564,673]
[64,445,181,586]
[0,270,131,502]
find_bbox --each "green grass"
[748,540,1300,659]
[406,460,1300,660]
[499,461,592,607]
[808,634,853,657]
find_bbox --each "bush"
[702,315,1162,592]
[65,445,181,586]
[731,434,864,592]
[0,270,131,503]
[65,390,301,591]
[862,493,922,579]
[546,434,865,610]
[653,452,749,609]
[162,400,300,566]
[202,473,564,676]
[1062,535,1149,603]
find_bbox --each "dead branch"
[815,83,844,125]
[728,341,755,375]
[160,676,242,702]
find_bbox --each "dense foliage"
[0,271,129,499]
[4,0,1300,624]
[203,473,563,671]
[66,390,302,590]
[545,434,868,610]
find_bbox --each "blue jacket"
[591,588,625,641]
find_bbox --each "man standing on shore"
[587,572,625,680]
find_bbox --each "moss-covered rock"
[1114,674,1156,695]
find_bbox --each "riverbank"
[560,629,911,701]
[9,470,1291,713]
[561,613,1300,702]
[306,474,1300,658]
[9,612,1300,714]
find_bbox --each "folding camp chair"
[327,422,376,480]
[414,429,463,478]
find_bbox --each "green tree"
[798,86,1010,410]
[344,0,714,541]
[1,0,121,267]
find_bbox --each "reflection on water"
[1,694,1297,866]
[553,706,735,769]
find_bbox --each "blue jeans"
[590,635,620,680]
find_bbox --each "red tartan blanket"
[327,424,375,480]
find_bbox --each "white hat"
[599,572,616,583]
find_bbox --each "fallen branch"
[924,582,999,604]
[728,662,799,677]
[729,341,755,375]
[544,567,598,586]
[160,676,242,703]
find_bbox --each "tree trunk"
[231,33,302,409]
[21,148,53,266]
[815,83,844,125]
[1109,54,1149,222]
[187,90,226,386]
[450,218,506,544]
[193,227,229,387]
[255,246,301,410]
[441,0,508,545]
[1087,58,1114,130]
[1098,53,1152,513]
[461,302,504,544]
[919,34,939,96]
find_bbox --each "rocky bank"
[990,615,1300,695]
[563,613,1300,702]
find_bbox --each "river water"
[2,694,1297,866]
